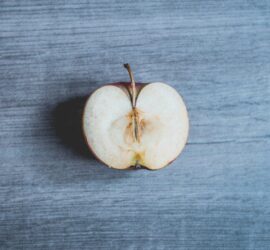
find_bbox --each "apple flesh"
[83,65,189,170]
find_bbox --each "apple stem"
[124,63,136,108]
[124,64,140,142]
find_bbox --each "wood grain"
[0,0,270,249]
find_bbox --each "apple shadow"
[53,95,91,160]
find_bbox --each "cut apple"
[83,64,189,170]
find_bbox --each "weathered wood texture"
[1,0,270,249]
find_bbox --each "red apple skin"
[82,82,189,170]
[82,82,147,170]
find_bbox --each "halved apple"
[83,64,189,170]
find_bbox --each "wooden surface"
[1,1,270,249]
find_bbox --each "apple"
[82,64,189,170]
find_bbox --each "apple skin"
[82,82,147,170]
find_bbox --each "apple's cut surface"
[83,65,189,170]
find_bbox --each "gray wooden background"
[1,0,270,249]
